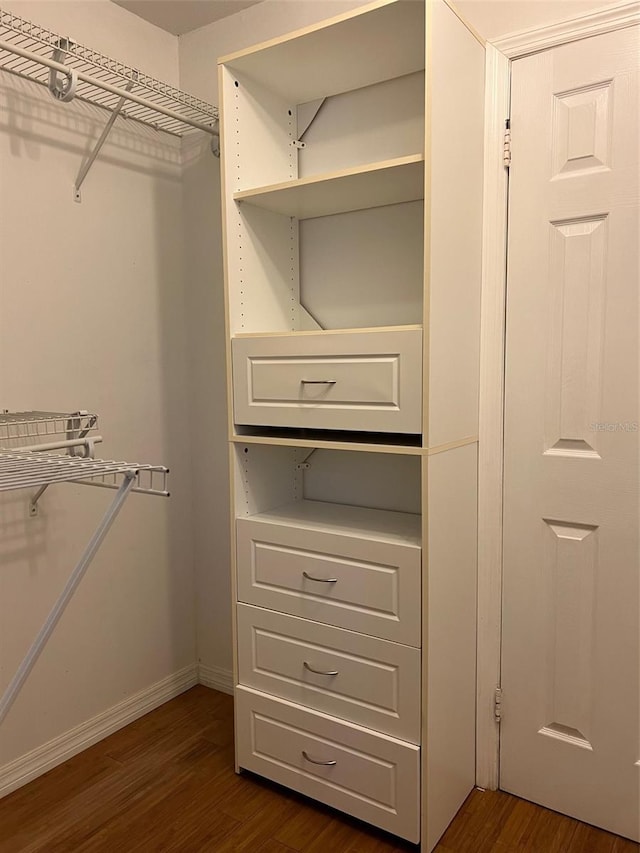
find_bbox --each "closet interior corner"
[0,1,484,850]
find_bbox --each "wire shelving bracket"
[0,409,170,726]
[0,7,221,200]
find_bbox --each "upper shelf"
[0,7,218,137]
[0,410,169,497]
[234,154,425,219]
[0,448,169,494]
[218,0,425,104]
[0,410,98,447]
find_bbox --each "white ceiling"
[112,0,263,36]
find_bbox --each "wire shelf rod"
[0,411,98,444]
[11,436,103,454]
[0,461,136,486]
[0,452,130,473]
[0,8,217,119]
[0,37,217,136]
[1,413,169,496]
[74,468,171,498]
[0,451,169,492]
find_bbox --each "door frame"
[476,0,640,790]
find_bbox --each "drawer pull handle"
[303,571,338,583]
[303,661,339,676]
[300,379,337,385]
[302,750,337,767]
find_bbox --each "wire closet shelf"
[0,7,218,137]
[0,411,169,497]
[0,410,169,727]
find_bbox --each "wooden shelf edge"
[229,433,424,455]
[239,498,422,546]
[233,153,424,207]
[217,0,403,66]
[232,324,423,339]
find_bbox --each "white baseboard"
[198,663,234,695]
[0,664,198,799]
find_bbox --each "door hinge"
[494,687,503,723]
[503,119,511,168]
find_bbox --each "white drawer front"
[237,604,421,742]
[232,328,422,433]
[236,517,421,646]
[236,686,420,844]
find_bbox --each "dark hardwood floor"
[0,686,637,852]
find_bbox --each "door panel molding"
[494,1,640,58]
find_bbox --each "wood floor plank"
[0,752,119,841]
[614,839,640,853]
[217,774,295,824]
[515,805,579,852]
[76,764,236,851]
[209,799,300,852]
[492,797,545,849]
[345,832,412,853]
[255,840,298,853]
[303,819,382,853]
[569,822,618,853]
[437,788,516,852]
[0,687,637,853]
[272,797,335,851]
[83,804,239,853]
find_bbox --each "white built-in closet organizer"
[219,1,485,849]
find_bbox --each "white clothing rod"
[15,436,103,454]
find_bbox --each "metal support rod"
[0,38,218,135]
[15,436,102,454]
[75,85,133,198]
[0,471,137,726]
[29,483,49,516]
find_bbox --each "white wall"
[456,0,627,41]
[0,0,196,788]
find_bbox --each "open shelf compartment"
[219,0,425,105]
[234,154,424,219]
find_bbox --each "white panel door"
[501,27,639,841]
